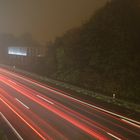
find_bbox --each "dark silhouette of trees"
[46,0,140,103]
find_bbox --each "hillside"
[45,0,140,103]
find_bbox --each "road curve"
[0,68,140,140]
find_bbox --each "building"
[7,46,46,67]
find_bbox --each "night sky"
[0,0,107,44]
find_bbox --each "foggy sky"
[0,0,107,44]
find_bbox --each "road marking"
[37,95,54,105]
[0,112,23,140]
[2,68,140,126]
[121,119,140,128]
[107,132,121,140]
[0,97,47,140]
[15,98,30,109]
[39,86,140,127]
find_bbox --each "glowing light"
[8,47,27,56]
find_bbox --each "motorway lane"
[0,76,108,140]
[0,113,19,140]
[0,68,140,140]
[0,81,104,139]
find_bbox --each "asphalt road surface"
[0,68,140,140]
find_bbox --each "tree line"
[44,0,140,103]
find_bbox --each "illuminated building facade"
[7,46,46,67]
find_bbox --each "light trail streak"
[1,68,139,126]
[0,95,49,140]
[0,76,108,140]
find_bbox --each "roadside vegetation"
[44,0,140,104]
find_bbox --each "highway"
[0,68,140,140]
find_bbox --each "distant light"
[37,54,43,57]
[8,47,27,56]
[8,51,27,56]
